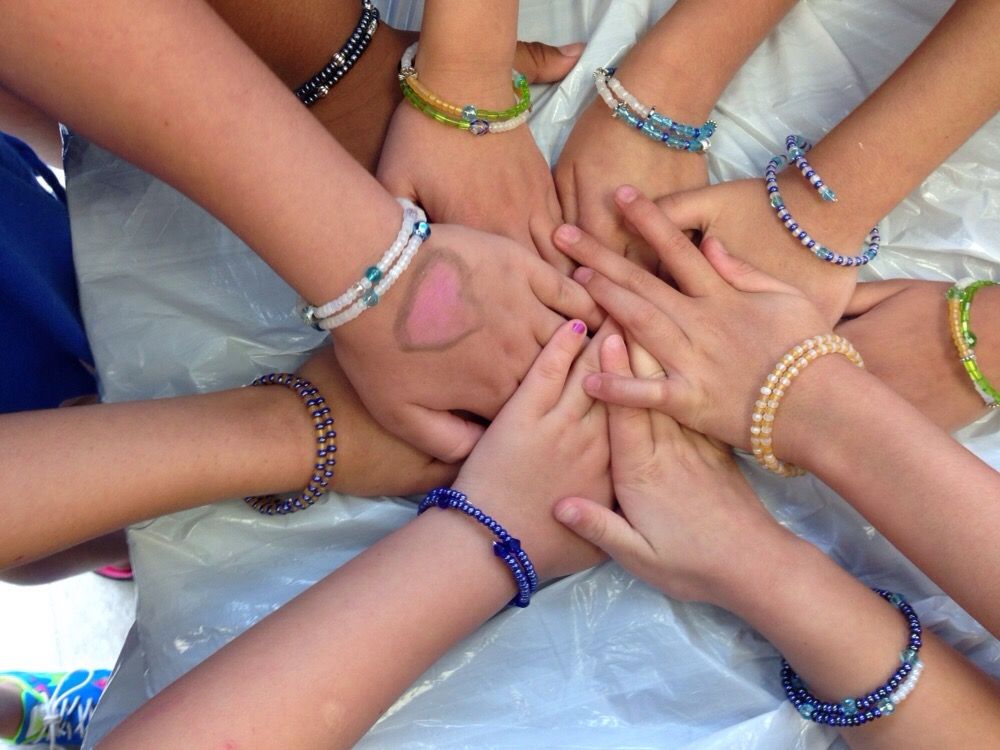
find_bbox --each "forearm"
[777,357,1000,636]
[783,0,1000,246]
[100,510,514,749]
[0,0,401,304]
[614,0,797,122]
[0,386,314,569]
[416,0,519,107]
[721,537,1000,748]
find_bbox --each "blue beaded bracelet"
[782,589,924,727]
[243,373,336,515]
[418,488,538,608]
[594,68,716,153]
[764,135,880,267]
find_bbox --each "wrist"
[972,285,1000,386]
[412,56,517,113]
[769,352,876,471]
[239,383,318,494]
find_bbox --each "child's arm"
[554,189,1000,638]
[0,347,456,571]
[656,0,1000,323]
[98,320,614,749]
[556,335,1000,749]
[555,0,797,256]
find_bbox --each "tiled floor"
[0,574,135,747]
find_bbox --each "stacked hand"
[552,185,832,450]
[451,318,615,579]
[331,223,602,464]
[378,48,583,273]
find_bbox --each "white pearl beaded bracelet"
[300,198,430,331]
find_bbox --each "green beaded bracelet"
[947,278,999,409]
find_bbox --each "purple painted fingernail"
[572,320,586,335]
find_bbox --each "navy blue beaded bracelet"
[243,373,336,516]
[782,589,924,727]
[418,488,538,608]
[764,134,880,267]
[294,1,379,106]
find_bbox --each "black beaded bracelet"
[243,373,336,516]
[294,0,380,106]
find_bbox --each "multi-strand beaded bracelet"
[593,67,716,153]
[947,278,999,410]
[766,135,880,267]
[293,0,379,106]
[399,43,531,135]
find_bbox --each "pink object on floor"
[94,563,133,581]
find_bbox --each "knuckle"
[623,300,659,332]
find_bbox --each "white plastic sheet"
[70,0,999,747]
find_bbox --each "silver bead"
[699,138,711,152]
[316,85,330,98]
[398,66,416,81]
[367,19,378,36]
[331,52,346,68]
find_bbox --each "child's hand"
[297,347,458,497]
[553,186,832,450]
[449,319,614,580]
[653,179,861,324]
[332,223,602,465]
[553,334,793,605]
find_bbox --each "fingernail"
[571,320,586,335]
[558,42,584,57]
[556,224,581,244]
[555,504,580,524]
[584,373,602,392]
[615,185,638,204]
[573,266,594,284]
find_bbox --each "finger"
[622,334,684,443]
[530,211,575,276]
[553,223,684,310]
[529,256,605,329]
[399,403,486,464]
[699,235,803,296]
[654,188,716,233]
[557,319,617,416]
[583,371,687,417]
[614,186,721,297]
[514,41,583,84]
[574,268,689,370]
[554,497,650,563]
[841,279,913,318]
[599,334,656,453]
[515,318,589,414]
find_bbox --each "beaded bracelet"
[299,198,430,331]
[243,373,336,515]
[750,334,864,477]
[398,43,531,136]
[765,135,880,267]
[418,488,538,608]
[783,589,924,727]
[593,67,716,153]
[947,278,1000,409]
[294,1,379,106]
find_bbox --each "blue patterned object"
[781,589,925,727]
[243,373,335,515]
[764,136,879,267]
[418,487,538,607]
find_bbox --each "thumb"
[700,235,801,296]
[399,404,485,464]
[654,188,715,234]
[515,41,583,84]
[554,497,642,560]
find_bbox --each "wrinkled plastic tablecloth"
[69,0,999,747]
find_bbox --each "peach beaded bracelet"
[750,334,864,477]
